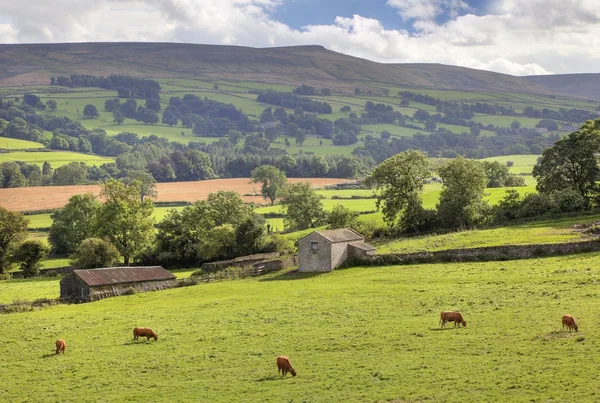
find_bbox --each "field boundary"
[355,239,600,266]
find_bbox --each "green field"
[0,151,114,168]
[3,253,600,401]
[0,137,45,150]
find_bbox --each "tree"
[94,179,155,265]
[23,94,42,108]
[424,119,437,131]
[162,107,179,127]
[381,131,391,140]
[1,162,26,188]
[227,130,243,145]
[122,171,157,202]
[49,194,101,254]
[470,125,481,136]
[250,165,287,206]
[260,107,274,123]
[70,238,121,269]
[280,182,326,230]
[52,162,88,186]
[113,110,125,125]
[295,128,307,145]
[340,106,351,114]
[135,106,159,125]
[46,100,57,111]
[13,240,49,278]
[437,157,490,229]
[0,207,28,273]
[413,109,431,122]
[511,120,521,130]
[327,204,359,230]
[105,99,121,112]
[145,98,161,112]
[365,150,430,231]
[83,104,100,118]
[483,161,510,188]
[533,119,600,207]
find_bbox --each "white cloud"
[0,0,599,75]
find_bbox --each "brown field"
[0,178,353,211]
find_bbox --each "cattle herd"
[52,312,579,377]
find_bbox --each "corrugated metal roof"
[73,266,176,287]
[349,240,376,251]
[313,228,363,243]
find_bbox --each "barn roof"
[311,228,364,243]
[349,240,376,251]
[71,266,175,287]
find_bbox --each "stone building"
[60,266,176,302]
[298,228,376,272]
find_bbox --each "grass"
[3,253,600,401]
[481,154,540,175]
[0,151,114,168]
[0,137,45,150]
[376,215,600,254]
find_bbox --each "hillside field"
[2,253,600,401]
[0,150,114,168]
[0,137,45,150]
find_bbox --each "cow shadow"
[260,270,327,282]
[41,353,58,358]
[430,327,463,331]
[256,375,284,382]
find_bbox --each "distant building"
[561,125,578,132]
[535,127,548,134]
[298,228,376,273]
[60,266,176,302]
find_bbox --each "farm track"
[0,177,352,211]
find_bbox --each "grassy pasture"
[0,151,114,168]
[376,215,599,254]
[3,253,600,401]
[0,137,45,150]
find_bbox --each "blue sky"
[274,0,489,32]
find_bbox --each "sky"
[0,0,599,76]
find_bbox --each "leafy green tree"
[437,157,490,229]
[511,120,521,130]
[0,207,28,273]
[104,99,121,112]
[49,194,101,254]
[162,107,179,127]
[295,129,307,145]
[13,240,50,278]
[52,162,88,186]
[280,182,326,230]
[309,155,329,177]
[327,204,359,230]
[483,161,510,188]
[70,238,121,269]
[122,171,157,202]
[113,110,125,124]
[46,100,57,111]
[145,98,161,112]
[250,165,287,206]
[533,119,600,207]
[227,130,243,145]
[83,104,100,118]
[135,106,160,125]
[260,107,274,123]
[424,119,437,131]
[95,179,155,265]
[1,162,26,188]
[365,150,430,231]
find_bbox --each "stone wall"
[201,252,281,273]
[357,240,600,267]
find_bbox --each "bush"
[70,238,121,269]
[12,240,50,278]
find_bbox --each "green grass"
[376,215,599,254]
[0,151,114,168]
[3,253,600,401]
[481,155,540,175]
[0,137,45,150]
[41,258,70,269]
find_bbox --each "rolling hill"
[0,42,578,96]
[525,73,600,101]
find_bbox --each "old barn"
[298,228,376,273]
[60,266,177,302]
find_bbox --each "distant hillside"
[525,73,600,101]
[0,42,587,97]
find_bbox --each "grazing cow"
[55,339,66,354]
[133,327,158,342]
[440,311,467,328]
[562,315,578,332]
[276,356,297,377]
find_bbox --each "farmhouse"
[60,266,177,302]
[298,228,376,272]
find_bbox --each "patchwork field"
[2,253,600,401]
[0,150,114,168]
[0,137,45,150]
[0,178,352,211]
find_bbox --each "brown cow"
[276,356,297,377]
[55,339,66,354]
[562,315,578,332]
[133,327,158,342]
[440,311,467,328]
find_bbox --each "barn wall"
[60,275,90,301]
[298,233,332,272]
[331,242,350,270]
[88,279,177,302]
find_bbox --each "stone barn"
[298,228,376,273]
[60,266,177,302]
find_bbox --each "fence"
[186,256,297,285]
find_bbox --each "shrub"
[13,240,50,278]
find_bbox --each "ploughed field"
[0,177,351,211]
[2,253,600,402]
